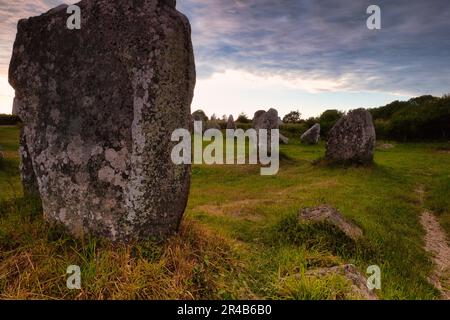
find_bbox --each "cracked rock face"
[8,0,196,241]
[301,123,320,145]
[326,109,376,163]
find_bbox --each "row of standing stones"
[300,108,376,164]
[252,108,376,164]
[8,0,376,242]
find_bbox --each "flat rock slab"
[299,206,363,241]
[9,0,196,241]
[305,264,378,300]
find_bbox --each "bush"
[280,123,308,138]
[236,113,251,124]
[192,110,208,123]
[0,114,21,126]
[236,123,252,131]
[318,110,344,138]
[282,110,302,124]
[370,95,450,141]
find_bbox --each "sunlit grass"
[1,125,449,299]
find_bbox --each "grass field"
[0,124,449,299]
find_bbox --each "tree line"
[2,95,449,141]
[237,95,449,141]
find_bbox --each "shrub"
[236,113,251,124]
[282,110,302,124]
[0,114,21,126]
[370,95,450,141]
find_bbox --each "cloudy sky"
[0,0,449,118]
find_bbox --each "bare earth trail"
[416,187,450,299]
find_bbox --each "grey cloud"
[0,0,448,96]
[178,0,450,95]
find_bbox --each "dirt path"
[416,187,450,299]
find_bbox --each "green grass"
[0,125,22,200]
[425,176,450,236]
[1,125,449,299]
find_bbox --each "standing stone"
[12,99,40,196]
[253,109,279,132]
[9,0,196,241]
[279,133,289,145]
[19,127,40,196]
[226,115,236,130]
[276,114,288,144]
[252,110,267,128]
[192,109,208,132]
[301,123,321,145]
[326,109,376,163]
[253,109,279,152]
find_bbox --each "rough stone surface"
[299,206,363,241]
[192,109,208,132]
[301,123,321,145]
[326,109,376,163]
[19,127,40,196]
[305,264,378,300]
[226,115,236,130]
[9,0,196,241]
[253,109,279,131]
[252,109,279,152]
[279,133,289,145]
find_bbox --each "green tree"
[282,110,302,124]
[236,112,251,124]
[319,109,344,137]
[192,109,208,123]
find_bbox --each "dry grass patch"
[0,214,249,300]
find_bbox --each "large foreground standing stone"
[18,126,40,196]
[326,109,376,163]
[9,0,196,241]
[301,123,321,145]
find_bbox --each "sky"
[0,0,449,118]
